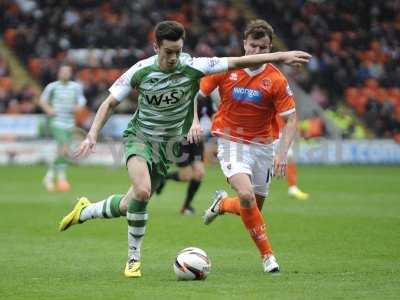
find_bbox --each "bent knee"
[179,169,192,182]
[237,188,254,201]
[237,189,255,207]
[134,186,151,201]
[193,169,204,181]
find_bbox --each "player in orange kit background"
[199,19,309,273]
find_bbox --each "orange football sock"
[240,204,273,258]
[287,162,297,187]
[220,197,240,215]
[220,196,265,215]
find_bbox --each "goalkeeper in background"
[39,64,87,192]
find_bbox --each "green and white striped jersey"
[109,53,228,141]
[41,81,86,129]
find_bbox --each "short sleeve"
[108,63,140,101]
[273,77,296,116]
[190,57,229,75]
[199,74,224,96]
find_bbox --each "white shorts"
[217,138,275,197]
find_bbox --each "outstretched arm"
[227,51,311,70]
[74,94,119,157]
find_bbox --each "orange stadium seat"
[77,68,91,82]
[376,87,388,103]
[92,68,107,82]
[107,69,122,84]
[0,77,13,92]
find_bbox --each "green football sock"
[127,199,149,261]
[79,194,124,221]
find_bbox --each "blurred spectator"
[0,54,10,77]
[299,114,325,139]
[1,0,245,113]
[250,0,399,139]
[310,84,329,108]
[250,0,399,97]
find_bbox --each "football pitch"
[0,164,399,299]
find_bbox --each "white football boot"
[263,255,280,273]
[202,190,228,225]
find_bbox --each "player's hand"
[187,122,203,144]
[280,51,312,67]
[74,134,96,158]
[272,155,287,179]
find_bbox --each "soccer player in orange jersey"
[200,19,306,273]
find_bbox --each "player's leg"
[45,125,73,192]
[212,190,265,216]
[251,157,279,272]
[154,164,191,194]
[221,173,278,272]
[59,191,127,232]
[203,138,251,222]
[203,139,278,272]
[59,131,165,230]
[181,142,205,214]
[124,155,152,278]
[181,161,204,214]
[170,165,192,181]
[43,126,63,191]
[55,142,71,192]
[286,148,309,200]
[255,194,266,211]
[43,160,56,192]
[228,173,276,270]
[58,136,148,230]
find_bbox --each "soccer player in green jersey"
[39,65,87,192]
[58,20,311,278]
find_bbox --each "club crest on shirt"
[260,78,272,91]
[229,73,238,81]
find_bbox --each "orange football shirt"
[200,64,295,144]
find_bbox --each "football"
[173,247,211,280]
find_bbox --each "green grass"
[0,164,399,299]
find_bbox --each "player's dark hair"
[155,21,186,45]
[244,19,274,42]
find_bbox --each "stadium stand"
[1,0,245,113]
[249,0,400,139]
[0,52,38,114]
[0,0,399,139]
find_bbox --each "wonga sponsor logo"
[232,87,262,103]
